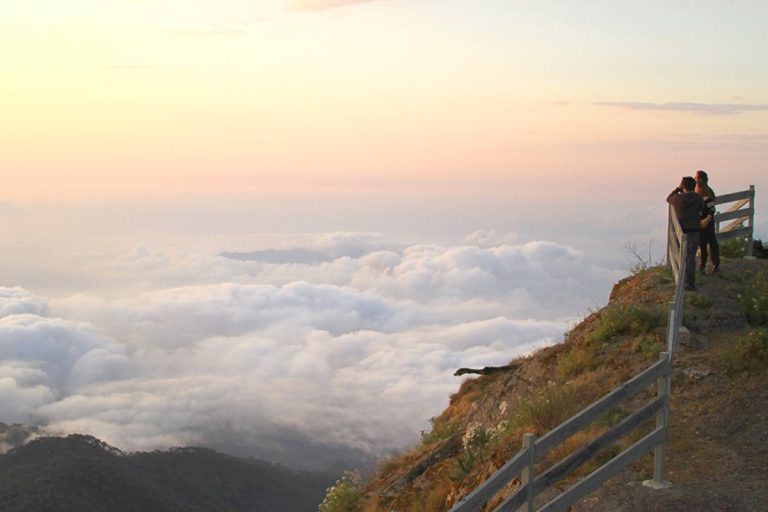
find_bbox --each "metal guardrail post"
[666,301,676,354]
[643,352,672,489]
[666,207,672,271]
[513,433,536,512]
[746,185,755,258]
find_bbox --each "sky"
[1,0,767,469]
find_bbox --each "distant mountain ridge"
[0,433,336,512]
[0,422,41,453]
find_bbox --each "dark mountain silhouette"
[0,434,336,512]
[0,422,40,451]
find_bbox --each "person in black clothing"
[696,169,716,198]
[667,176,707,290]
[696,179,720,273]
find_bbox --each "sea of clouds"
[0,232,622,470]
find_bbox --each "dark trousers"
[699,226,720,269]
[685,232,700,287]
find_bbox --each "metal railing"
[666,204,688,286]
[449,355,672,512]
[714,186,756,257]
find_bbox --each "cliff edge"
[350,258,768,511]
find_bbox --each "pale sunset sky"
[1,1,766,467]
[3,1,766,205]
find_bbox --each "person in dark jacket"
[696,180,720,273]
[667,176,706,290]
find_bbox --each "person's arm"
[666,187,682,205]
[701,197,716,227]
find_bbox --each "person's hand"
[701,218,710,228]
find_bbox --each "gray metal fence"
[448,355,672,512]
[714,186,756,256]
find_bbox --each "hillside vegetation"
[328,258,768,511]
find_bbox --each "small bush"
[631,334,664,356]
[318,471,363,512]
[741,329,768,360]
[739,269,768,325]
[451,422,492,481]
[588,305,662,344]
[452,449,480,481]
[516,382,579,432]
[420,416,457,446]
[726,329,768,373]
[686,292,712,309]
[596,407,630,429]
[556,344,600,380]
[720,238,747,258]
[461,422,491,452]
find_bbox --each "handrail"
[534,359,667,456]
[494,397,665,511]
[449,446,531,510]
[536,427,666,512]
[715,185,756,257]
[666,204,686,288]
[714,189,751,205]
[717,207,753,223]
[449,354,671,512]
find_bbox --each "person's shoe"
[699,265,706,274]
[685,284,697,291]
[713,265,720,273]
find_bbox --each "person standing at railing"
[695,179,720,273]
[696,169,716,199]
[667,176,707,290]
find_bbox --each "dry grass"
[556,343,600,381]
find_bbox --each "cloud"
[593,101,768,116]
[1,235,620,469]
[463,230,519,248]
[290,0,382,11]
[0,287,49,318]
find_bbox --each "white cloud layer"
[0,234,621,469]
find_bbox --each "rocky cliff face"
[356,259,768,511]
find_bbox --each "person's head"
[681,176,696,191]
[696,170,709,184]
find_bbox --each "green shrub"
[461,422,491,452]
[452,449,480,481]
[739,269,768,325]
[596,407,630,428]
[451,422,491,481]
[515,382,579,432]
[588,305,662,344]
[318,471,363,512]
[720,238,747,258]
[420,416,457,446]
[556,344,599,380]
[631,334,664,356]
[740,329,768,362]
[686,292,712,309]
[726,329,768,373]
